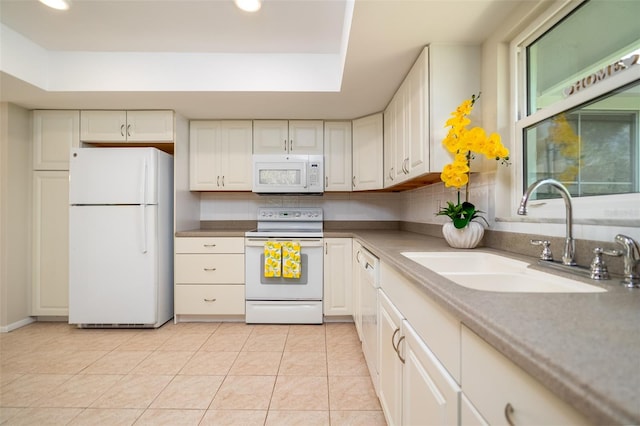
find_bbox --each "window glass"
[526,0,640,113]
[523,80,639,199]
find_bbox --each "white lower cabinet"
[32,171,69,316]
[403,321,459,426]
[352,240,364,340]
[460,392,489,426]
[378,288,460,426]
[174,237,245,320]
[323,238,353,316]
[378,290,404,426]
[461,325,591,426]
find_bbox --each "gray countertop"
[347,230,640,426]
[175,228,640,424]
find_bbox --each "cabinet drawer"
[461,325,590,426]
[380,261,460,383]
[175,254,244,283]
[175,237,245,254]
[175,285,245,315]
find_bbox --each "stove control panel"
[257,207,323,222]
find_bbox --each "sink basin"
[401,252,606,293]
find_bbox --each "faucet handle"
[590,247,622,280]
[530,239,553,261]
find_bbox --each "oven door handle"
[245,238,323,248]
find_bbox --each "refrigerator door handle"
[140,204,148,254]
[140,159,148,204]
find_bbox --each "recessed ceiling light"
[234,0,261,13]
[38,0,70,10]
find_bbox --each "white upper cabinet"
[384,46,428,188]
[80,110,174,142]
[33,110,80,170]
[189,120,253,191]
[253,120,323,155]
[352,113,384,191]
[429,44,481,172]
[383,44,480,188]
[324,121,352,191]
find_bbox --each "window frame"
[509,0,640,223]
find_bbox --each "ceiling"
[0,0,529,120]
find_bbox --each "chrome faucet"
[614,234,640,288]
[518,178,576,266]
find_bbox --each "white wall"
[0,103,33,331]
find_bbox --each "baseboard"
[0,316,36,333]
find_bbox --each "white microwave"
[253,154,324,194]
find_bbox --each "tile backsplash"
[199,172,639,243]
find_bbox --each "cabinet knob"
[203,298,217,302]
[120,124,125,137]
[204,244,216,248]
[203,268,217,272]
[126,124,131,137]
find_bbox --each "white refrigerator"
[68,147,174,328]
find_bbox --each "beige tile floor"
[0,321,387,425]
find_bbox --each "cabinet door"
[383,106,395,188]
[33,110,80,170]
[189,121,221,190]
[324,121,352,191]
[378,290,404,426]
[323,238,353,316]
[393,84,409,184]
[352,113,383,191]
[352,241,363,340]
[406,48,429,178]
[289,120,323,154]
[126,110,174,142]
[253,120,289,154]
[80,110,127,142]
[219,120,253,190]
[32,171,69,316]
[402,320,460,426]
[461,325,591,426]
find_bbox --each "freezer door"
[69,148,158,205]
[69,205,158,325]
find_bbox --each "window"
[516,0,640,208]
[523,81,639,198]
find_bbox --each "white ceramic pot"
[442,221,484,249]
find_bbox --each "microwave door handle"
[301,164,307,189]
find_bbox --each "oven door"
[245,237,323,300]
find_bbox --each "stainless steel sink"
[401,252,606,293]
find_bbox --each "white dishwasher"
[357,245,380,392]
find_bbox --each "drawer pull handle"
[391,328,400,351]
[204,268,217,271]
[505,403,515,426]
[203,298,217,302]
[396,335,406,364]
[204,244,217,248]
